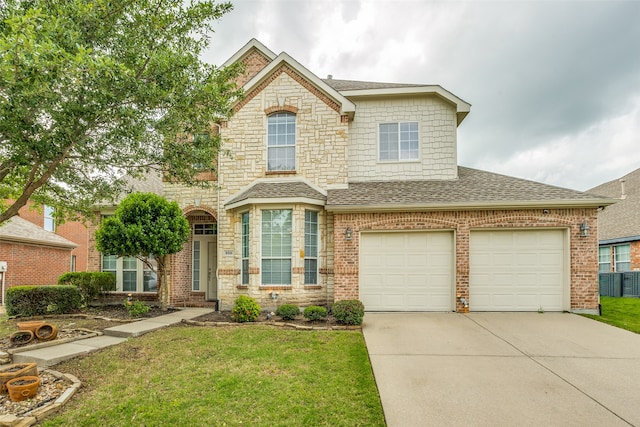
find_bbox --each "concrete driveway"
[362,313,640,427]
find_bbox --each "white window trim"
[101,254,156,293]
[260,208,293,286]
[241,211,250,285]
[44,205,55,232]
[377,121,421,163]
[266,112,296,172]
[613,244,631,272]
[598,246,611,273]
[304,209,320,285]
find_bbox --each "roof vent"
[620,179,627,199]
[327,74,333,80]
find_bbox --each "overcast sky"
[202,0,640,192]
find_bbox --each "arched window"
[267,112,295,171]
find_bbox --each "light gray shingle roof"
[0,217,77,249]
[225,181,326,208]
[326,167,612,211]
[587,168,640,241]
[321,78,426,92]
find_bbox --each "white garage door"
[469,229,567,312]
[360,231,454,311]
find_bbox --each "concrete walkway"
[363,312,640,427]
[11,308,213,367]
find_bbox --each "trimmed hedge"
[303,305,328,321]
[275,304,300,321]
[58,272,116,303]
[6,285,82,317]
[332,300,365,325]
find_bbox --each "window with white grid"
[261,209,292,285]
[379,122,419,161]
[267,113,295,171]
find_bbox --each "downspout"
[216,124,222,311]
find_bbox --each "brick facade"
[333,208,600,312]
[0,241,73,289]
[17,202,88,271]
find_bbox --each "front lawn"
[40,325,385,426]
[582,296,640,334]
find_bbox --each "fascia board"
[341,85,471,124]
[325,199,617,213]
[225,197,326,211]
[223,38,277,67]
[0,235,77,249]
[243,53,356,115]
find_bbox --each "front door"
[193,236,217,301]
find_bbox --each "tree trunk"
[157,255,169,311]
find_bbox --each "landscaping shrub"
[58,272,116,304]
[275,304,299,320]
[332,300,365,325]
[231,295,261,323]
[303,305,328,321]
[124,299,150,317]
[6,286,82,317]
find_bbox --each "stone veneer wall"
[347,96,458,181]
[213,70,348,310]
[333,208,600,313]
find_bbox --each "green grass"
[582,296,640,333]
[40,325,385,427]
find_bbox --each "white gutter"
[325,199,617,213]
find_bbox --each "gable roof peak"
[223,38,277,67]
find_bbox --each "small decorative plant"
[303,306,328,321]
[124,297,150,318]
[332,300,365,325]
[231,295,261,323]
[275,304,299,321]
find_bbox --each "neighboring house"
[17,202,89,272]
[87,39,614,314]
[0,216,77,301]
[588,168,640,273]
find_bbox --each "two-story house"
[88,39,613,314]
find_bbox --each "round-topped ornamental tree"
[95,192,190,310]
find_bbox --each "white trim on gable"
[342,86,471,125]
[223,38,277,67]
[243,52,356,117]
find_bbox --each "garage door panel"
[360,231,453,311]
[470,230,566,312]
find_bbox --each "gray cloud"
[202,0,640,191]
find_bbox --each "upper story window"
[192,133,212,172]
[379,122,419,161]
[267,112,296,171]
[44,205,55,232]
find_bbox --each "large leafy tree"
[0,0,242,225]
[95,192,190,310]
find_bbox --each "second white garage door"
[469,229,567,312]
[359,231,454,311]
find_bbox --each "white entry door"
[193,236,217,301]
